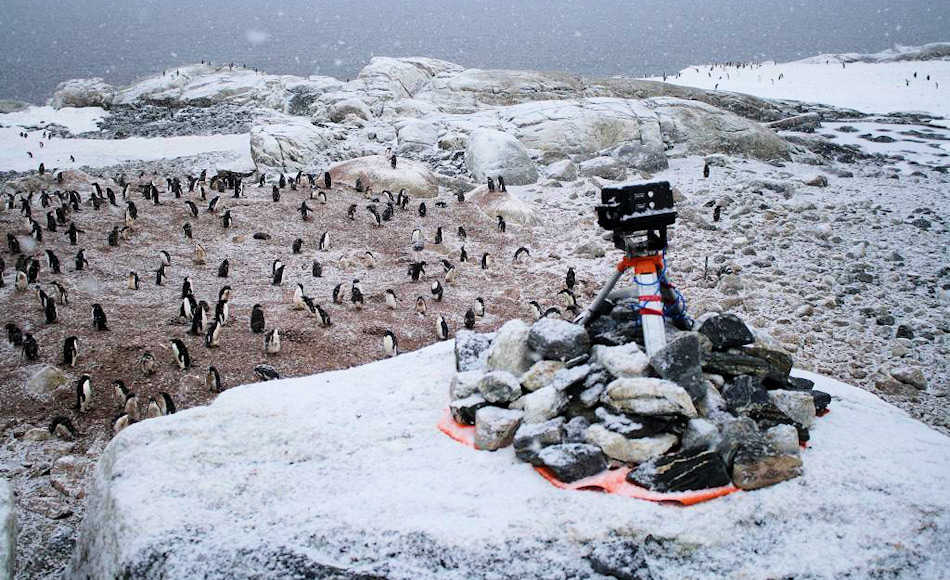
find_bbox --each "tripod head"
[596,181,677,255]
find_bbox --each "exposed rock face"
[522,386,568,423]
[454,331,492,372]
[585,424,678,464]
[628,449,732,492]
[592,343,650,378]
[395,118,439,153]
[613,141,669,173]
[477,372,522,404]
[485,320,534,375]
[0,479,13,580]
[731,435,803,491]
[327,154,440,198]
[527,319,590,362]
[25,365,71,402]
[649,333,705,400]
[327,98,373,122]
[513,418,565,464]
[604,378,698,418]
[536,444,608,483]
[449,371,482,400]
[698,314,756,350]
[464,129,539,185]
[474,407,524,451]
[544,159,578,181]
[50,78,116,109]
[249,117,334,171]
[520,361,566,392]
[578,156,627,181]
[420,68,586,111]
[465,185,542,226]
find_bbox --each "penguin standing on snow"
[292,238,303,254]
[497,215,506,232]
[158,392,176,415]
[480,253,492,270]
[382,330,398,357]
[415,296,427,316]
[62,336,79,367]
[312,260,322,277]
[703,163,710,179]
[147,396,163,418]
[293,283,306,310]
[182,223,193,239]
[332,283,344,304]
[222,210,233,228]
[171,338,191,370]
[265,328,281,354]
[50,281,68,305]
[22,333,39,361]
[128,271,140,290]
[207,366,223,393]
[44,297,58,324]
[75,375,92,412]
[250,304,265,333]
[113,379,129,407]
[436,315,449,341]
[92,304,109,330]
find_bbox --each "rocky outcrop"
[465,185,542,226]
[464,129,539,185]
[249,116,334,171]
[49,78,116,109]
[327,154,440,197]
[0,479,14,580]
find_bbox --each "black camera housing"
[596,181,677,252]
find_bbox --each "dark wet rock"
[454,330,491,372]
[722,375,771,416]
[740,346,793,384]
[896,324,915,339]
[876,315,895,326]
[513,418,565,464]
[702,352,770,378]
[649,333,704,401]
[810,390,831,415]
[252,232,271,240]
[586,539,653,580]
[449,394,489,426]
[731,432,803,491]
[536,444,608,483]
[563,417,591,444]
[527,318,591,361]
[697,314,755,350]
[628,449,732,492]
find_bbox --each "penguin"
[218,259,229,278]
[315,191,328,205]
[75,249,88,271]
[250,304,265,333]
[315,303,332,327]
[159,250,172,267]
[382,203,394,222]
[278,173,286,189]
[543,306,562,319]
[181,276,193,299]
[299,201,313,221]
[27,259,40,283]
[474,297,485,317]
[113,379,130,407]
[92,304,109,330]
[6,233,20,255]
[126,270,140,290]
[171,338,191,369]
[351,285,364,310]
[390,153,397,169]
[293,283,306,310]
[0,257,5,288]
[456,190,465,203]
[418,202,427,217]
[713,205,722,222]
[22,333,39,361]
[146,396,163,418]
[194,243,207,265]
[49,416,76,441]
[434,226,443,244]
[385,289,397,309]
[411,228,422,245]
[457,226,467,240]
[361,251,376,269]
[254,364,280,381]
[312,260,322,278]
[442,260,457,284]
[180,293,197,322]
[436,315,449,341]
[45,250,61,274]
[558,289,578,310]
[44,298,58,324]
[113,413,131,435]
[218,285,232,302]
[182,223,193,239]
[480,253,492,270]
[382,330,398,357]
[158,392,176,415]
[497,215,506,232]
[292,238,303,254]
[367,205,382,227]
[62,336,79,367]
[214,299,230,325]
[332,283,344,304]
[205,318,222,348]
[221,210,233,228]
[30,220,43,242]
[207,366,223,393]
[6,323,23,347]
[347,204,357,220]
[65,223,83,245]
[35,285,51,309]
[191,301,210,335]
[265,328,281,354]
[464,308,476,330]
[566,267,576,290]
[124,391,140,422]
[323,171,331,189]
[185,200,199,217]
[703,163,710,179]
[76,375,92,412]
[408,261,426,281]
[139,350,158,376]
[415,296,427,316]
[15,270,28,292]
[431,280,444,301]
[272,258,283,277]
[319,231,330,251]
[46,212,58,233]
[301,295,318,318]
[529,300,544,321]
[354,177,363,193]
[399,190,409,210]
[207,195,220,213]
[124,204,136,229]
[272,264,284,285]
[487,177,495,192]
[459,246,468,263]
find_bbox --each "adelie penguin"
[408,261,426,281]
[49,416,76,441]
[185,200,199,217]
[430,280,444,301]
[435,315,449,341]
[442,260,457,284]
[92,303,109,330]
[713,205,722,222]
[434,226,443,245]
[128,271,140,290]
[181,276,193,299]
[45,250,61,274]
[298,201,313,221]
[382,330,398,357]
[6,323,23,347]
[314,191,327,205]
[22,333,39,361]
[44,296,58,324]
[558,289,578,312]
[75,249,89,271]
[292,238,303,254]
[113,413,131,435]
[464,308,476,329]
[250,304,265,333]
[62,336,79,366]
[264,328,281,354]
[205,318,222,348]
[497,215,506,233]
[332,283,344,305]
[180,293,197,322]
[385,289,397,309]
[182,222,193,239]
[480,253,492,270]
[7,233,20,255]
[292,283,306,310]
[319,231,330,251]
[221,210,233,228]
[124,390,140,422]
[14,272,27,292]
[351,284,364,310]
[566,267,576,290]
[207,195,220,213]
[214,298,230,325]
[194,243,207,264]
[514,247,530,264]
[170,338,191,370]
[255,364,280,382]
[311,260,322,278]
[65,222,82,245]
[418,202,427,217]
[146,396,163,418]
[113,379,130,407]
[207,366,223,393]
[139,350,158,376]
[272,263,284,285]
[158,392,176,415]
[75,375,92,413]
[473,297,485,318]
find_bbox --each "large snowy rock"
[327,154,440,198]
[326,97,373,123]
[395,118,439,153]
[0,479,13,580]
[49,78,116,109]
[465,185,541,227]
[249,117,334,171]
[419,69,586,112]
[464,129,539,185]
[69,340,950,579]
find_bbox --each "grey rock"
[485,320,534,375]
[513,418,565,464]
[449,394,489,426]
[50,455,93,499]
[592,343,650,378]
[573,240,606,259]
[578,156,627,181]
[0,479,13,580]
[536,444,608,483]
[698,314,755,350]
[477,372,523,404]
[628,449,732,492]
[722,375,771,416]
[716,416,759,468]
[527,319,590,361]
[474,407,524,451]
[465,129,539,185]
[649,333,705,401]
[585,424,677,464]
[766,424,801,456]
[550,364,592,393]
[26,366,71,402]
[731,433,803,491]
[449,371,483,401]
[454,330,492,372]
[522,386,568,423]
[703,352,771,378]
[613,141,669,173]
[563,417,591,444]
[768,390,817,428]
[604,378,698,418]
[682,418,721,452]
[520,360,565,392]
[890,366,927,389]
[587,538,653,580]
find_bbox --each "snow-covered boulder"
[49,77,116,109]
[396,118,439,153]
[0,479,13,580]
[464,129,539,185]
[249,117,334,171]
[420,68,585,111]
[69,340,950,579]
[466,185,541,226]
[578,156,627,181]
[543,159,577,181]
[327,97,373,123]
[327,155,439,198]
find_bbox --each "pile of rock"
[450,310,830,492]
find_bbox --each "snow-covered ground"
[643,57,950,117]
[69,340,950,579]
[0,106,108,134]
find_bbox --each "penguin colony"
[1,163,587,442]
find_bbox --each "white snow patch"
[0,105,108,134]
